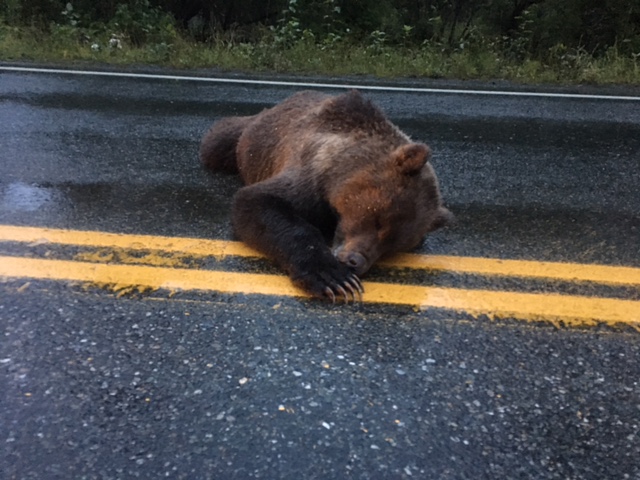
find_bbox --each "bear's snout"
[336,250,368,276]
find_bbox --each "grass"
[1,23,639,85]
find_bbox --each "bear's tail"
[199,116,254,173]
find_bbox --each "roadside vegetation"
[1,0,639,84]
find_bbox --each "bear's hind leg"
[231,182,363,302]
[199,116,254,173]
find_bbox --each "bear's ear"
[432,207,455,230]
[393,143,431,175]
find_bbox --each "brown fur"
[199,90,451,301]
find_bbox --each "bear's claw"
[291,256,364,303]
[326,274,363,304]
[324,287,337,304]
[334,284,350,303]
[302,273,364,303]
[346,275,364,301]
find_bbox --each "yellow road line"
[378,253,640,286]
[0,225,259,257]
[1,256,638,327]
[1,224,640,287]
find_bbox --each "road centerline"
[0,255,638,327]
[1,225,639,287]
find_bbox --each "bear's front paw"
[292,260,364,303]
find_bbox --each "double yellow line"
[1,225,639,327]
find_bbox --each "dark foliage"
[2,0,639,57]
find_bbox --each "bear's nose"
[343,252,367,275]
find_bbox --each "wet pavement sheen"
[1,68,640,479]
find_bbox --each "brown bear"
[199,90,451,302]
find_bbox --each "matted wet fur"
[199,90,452,301]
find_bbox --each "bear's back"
[235,90,407,186]
[236,91,328,184]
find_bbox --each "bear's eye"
[375,217,392,241]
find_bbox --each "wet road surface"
[1,66,640,479]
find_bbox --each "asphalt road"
[1,66,640,479]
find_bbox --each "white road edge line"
[2,65,640,101]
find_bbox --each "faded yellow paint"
[74,248,193,269]
[81,281,156,297]
[1,256,639,327]
[1,225,640,287]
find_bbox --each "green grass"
[1,24,639,85]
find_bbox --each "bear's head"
[330,143,452,276]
